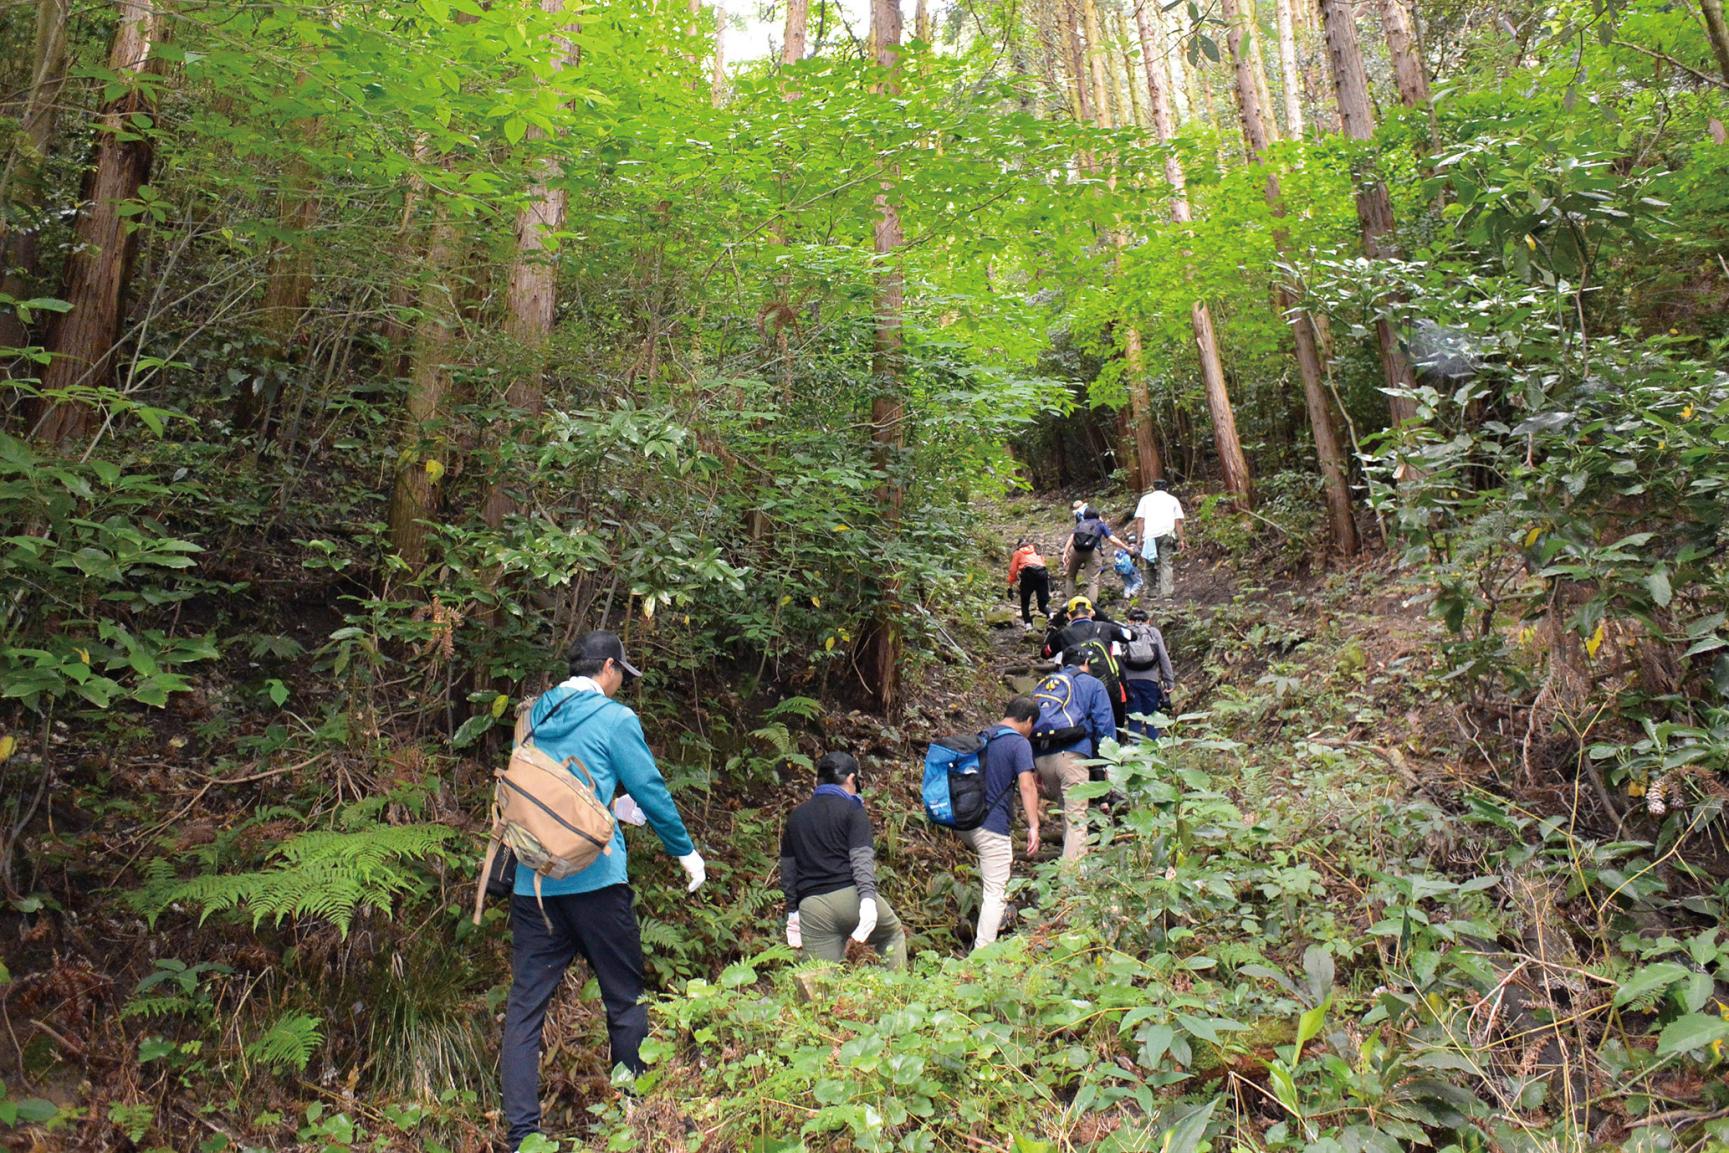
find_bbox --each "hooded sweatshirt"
[1007,544,1047,586]
[512,686,694,897]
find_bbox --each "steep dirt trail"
[968,488,1238,713]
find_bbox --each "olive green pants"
[798,886,907,969]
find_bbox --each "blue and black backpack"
[1031,671,1090,753]
[922,733,991,830]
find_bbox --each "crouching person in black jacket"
[779,751,907,968]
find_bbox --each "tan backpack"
[471,692,617,925]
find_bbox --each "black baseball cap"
[570,630,642,680]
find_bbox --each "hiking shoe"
[1022,621,1033,632]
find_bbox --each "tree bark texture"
[1699,0,1729,85]
[387,202,459,567]
[1246,0,1279,141]
[1081,0,1115,129]
[481,0,579,529]
[32,0,157,445]
[0,0,70,358]
[782,0,808,62]
[1135,0,1253,505]
[1114,11,1145,128]
[1318,0,1419,426]
[237,131,319,439]
[1090,5,1160,487]
[1062,0,1095,125]
[1223,0,1358,555]
[864,0,904,715]
[1275,0,1306,136]
[1378,0,1432,109]
[711,5,727,105]
[1167,20,1193,124]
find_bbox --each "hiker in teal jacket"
[517,680,696,898]
[501,631,705,1152]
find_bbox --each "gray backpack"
[1123,625,1159,670]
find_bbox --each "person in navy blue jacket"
[1034,653,1117,862]
[500,631,704,1151]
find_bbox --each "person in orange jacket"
[1007,538,1051,632]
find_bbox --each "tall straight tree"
[387,191,459,568]
[1062,0,1095,125]
[862,0,905,714]
[782,0,808,61]
[32,0,158,444]
[1378,0,1436,144]
[482,0,578,530]
[1703,0,1729,85]
[711,5,727,105]
[1081,0,1115,129]
[1274,0,1306,136]
[1134,0,1253,504]
[1113,10,1145,128]
[1318,0,1419,426]
[1245,0,1279,138]
[1221,0,1358,554]
[1086,1,1161,488]
[239,115,319,439]
[0,0,70,359]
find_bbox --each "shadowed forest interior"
[3,0,1729,1146]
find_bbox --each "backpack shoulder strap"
[471,831,504,926]
[520,690,616,749]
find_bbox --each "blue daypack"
[922,734,990,830]
[1031,671,1090,752]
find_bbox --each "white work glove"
[786,912,802,948]
[613,794,647,826]
[850,897,878,944]
[677,851,706,892]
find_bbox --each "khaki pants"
[798,885,907,969]
[1064,548,1102,600]
[960,827,1013,950]
[1034,751,1091,861]
[1150,535,1177,600]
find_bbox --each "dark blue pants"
[502,885,647,1149]
[1125,679,1165,739]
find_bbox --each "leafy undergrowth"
[7,502,1728,1152]
[596,574,1729,1153]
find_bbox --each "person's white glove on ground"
[677,851,706,892]
[613,794,647,826]
[786,913,802,948]
[851,897,877,943]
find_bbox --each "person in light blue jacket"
[501,631,705,1151]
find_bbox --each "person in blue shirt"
[500,631,705,1152]
[962,697,1043,950]
[1033,654,1117,862]
[1063,507,1133,601]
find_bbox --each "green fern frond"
[638,917,692,956]
[130,821,457,936]
[120,994,196,1021]
[245,1010,323,1074]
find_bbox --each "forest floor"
[1,486,1698,1153]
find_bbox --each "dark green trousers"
[798,886,907,969]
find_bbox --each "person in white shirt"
[1131,480,1185,602]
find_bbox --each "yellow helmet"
[1066,595,1093,614]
